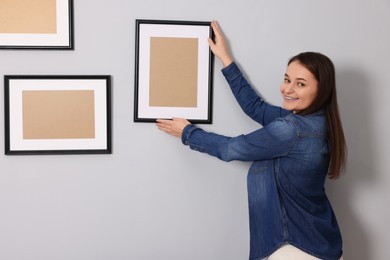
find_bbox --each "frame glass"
[134,19,214,124]
[0,0,73,50]
[4,75,111,155]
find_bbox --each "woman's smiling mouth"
[285,96,299,101]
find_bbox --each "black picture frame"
[0,0,74,50]
[134,19,214,124]
[4,75,111,155]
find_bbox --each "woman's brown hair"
[288,52,347,179]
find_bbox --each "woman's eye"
[284,78,290,83]
[297,82,305,87]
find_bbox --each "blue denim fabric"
[181,63,343,260]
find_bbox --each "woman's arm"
[181,118,297,162]
[156,117,297,162]
[222,62,290,125]
[209,21,290,125]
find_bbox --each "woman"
[156,21,346,260]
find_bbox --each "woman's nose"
[284,83,294,93]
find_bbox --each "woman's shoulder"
[284,111,327,136]
[264,116,299,141]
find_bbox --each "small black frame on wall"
[4,75,111,155]
[134,19,214,124]
[0,0,74,50]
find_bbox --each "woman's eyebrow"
[284,74,307,82]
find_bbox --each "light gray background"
[1,0,389,259]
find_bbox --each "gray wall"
[1,0,389,259]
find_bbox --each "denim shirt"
[181,62,343,260]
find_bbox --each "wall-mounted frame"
[134,19,214,124]
[0,0,73,50]
[4,75,111,155]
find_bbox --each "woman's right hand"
[208,21,233,68]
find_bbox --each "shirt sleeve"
[181,118,298,162]
[222,62,291,126]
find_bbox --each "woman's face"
[280,61,319,113]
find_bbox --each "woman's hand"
[156,118,191,138]
[208,20,233,68]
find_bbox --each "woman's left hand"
[208,20,233,68]
[156,118,191,138]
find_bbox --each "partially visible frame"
[4,75,111,155]
[134,19,214,123]
[0,0,74,50]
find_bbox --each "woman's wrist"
[222,56,233,68]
